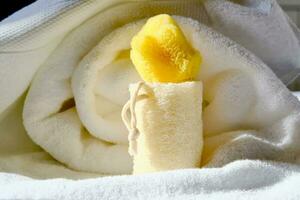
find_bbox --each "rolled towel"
[22,13,300,175]
[23,14,207,174]
[14,1,299,177]
[122,82,203,174]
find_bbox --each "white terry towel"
[1,0,300,199]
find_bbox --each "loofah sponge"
[130,14,201,83]
[123,15,204,174]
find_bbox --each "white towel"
[1,160,300,200]
[1,0,300,199]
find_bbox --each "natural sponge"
[130,14,201,83]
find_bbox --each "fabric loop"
[121,81,145,156]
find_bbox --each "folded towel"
[1,0,300,199]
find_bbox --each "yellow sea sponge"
[130,14,201,83]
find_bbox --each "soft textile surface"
[1,160,300,200]
[1,0,300,199]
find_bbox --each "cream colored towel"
[21,2,209,175]
[20,14,300,175]
[122,82,203,174]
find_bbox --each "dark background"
[0,0,36,21]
